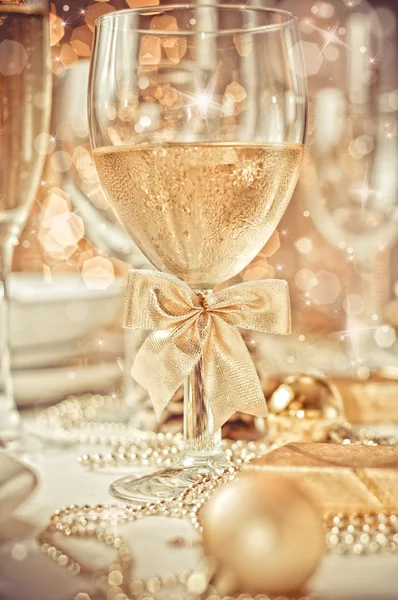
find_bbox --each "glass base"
[109,452,231,504]
[0,402,20,443]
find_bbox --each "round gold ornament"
[202,472,324,597]
[264,373,345,443]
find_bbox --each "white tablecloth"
[1,427,398,600]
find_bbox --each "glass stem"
[0,234,20,438]
[183,289,222,464]
[123,328,151,426]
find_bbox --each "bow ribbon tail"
[201,315,268,432]
[131,320,202,420]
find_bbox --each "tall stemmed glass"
[0,0,51,439]
[89,4,307,503]
[56,61,150,420]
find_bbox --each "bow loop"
[123,269,291,430]
[123,269,200,331]
[211,279,291,334]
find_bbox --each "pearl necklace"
[37,391,398,600]
[39,494,398,600]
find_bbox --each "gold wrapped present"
[244,443,398,512]
[331,374,398,423]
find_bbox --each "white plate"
[15,361,121,407]
[13,329,123,371]
[8,273,124,349]
[0,453,38,523]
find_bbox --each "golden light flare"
[139,35,161,66]
[85,3,114,32]
[38,188,85,261]
[49,12,65,46]
[159,84,183,108]
[225,81,247,103]
[81,256,115,290]
[77,247,99,269]
[0,40,28,75]
[260,230,281,258]
[137,16,187,67]
[142,83,163,101]
[150,14,178,32]
[69,39,91,57]
[72,146,111,210]
[59,43,78,66]
[240,231,280,282]
[233,33,252,57]
[242,261,275,281]
[70,25,93,57]
[126,0,159,7]
[163,36,187,64]
[72,145,92,171]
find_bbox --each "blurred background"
[9,0,398,432]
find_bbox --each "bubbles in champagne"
[94,143,304,287]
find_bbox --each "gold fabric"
[331,376,398,423]
[123,269,291,430]
[244,443,398,511]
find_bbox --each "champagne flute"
[89,4,307,503]
[56,61,150,420]
[0,0,51,440]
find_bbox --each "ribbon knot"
[123,269,291,431]
[196,291,210,312]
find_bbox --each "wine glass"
[56,61,151,421]
[0,0,52,440]
[89,4,307,503]
[303,91,398,371]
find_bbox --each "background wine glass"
[0,0,52,439]
[300,13,398,372]
[89,4,307,503]
[56,61,150,419]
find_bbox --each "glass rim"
[95,4,297,36]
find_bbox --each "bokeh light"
[82,256,115,289]
[0,40,28,75]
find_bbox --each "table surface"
[1,421,398,600]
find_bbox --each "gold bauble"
[202,473,324,597]
[264,373,345,442]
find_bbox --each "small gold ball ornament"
[202,473,324,597]
[265,373,345,442]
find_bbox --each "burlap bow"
[123,269,291,430]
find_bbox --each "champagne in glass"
[0,0,51,437]
[89,5,307,503]
[94,143,304,287]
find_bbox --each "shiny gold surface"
[245,443,398,512]
[264,373,345,442]
[331,372,398,423]
[202,472,324,596]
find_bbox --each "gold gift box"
[244,443,398,512]
[331,376,398,424]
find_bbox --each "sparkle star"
[342,0,361,10]
[350,167,377,215]
[311,23,350,55]
[182,66,222,124]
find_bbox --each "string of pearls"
[37,390,398,600]
[39,494,398,600]
[38,394,270,469]
[39,466,325,600]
